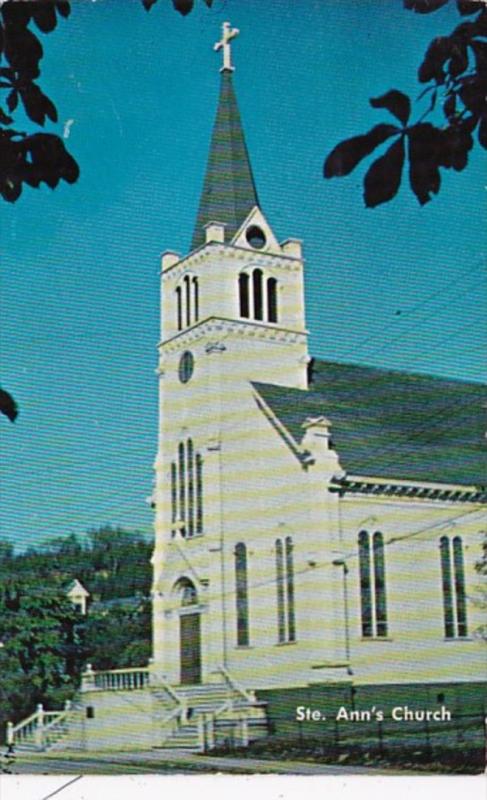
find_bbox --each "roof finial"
[214,21,239,73]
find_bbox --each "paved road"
[7,748,405,775]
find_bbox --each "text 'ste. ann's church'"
[12,23,486,754]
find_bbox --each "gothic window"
[181,580,198,607]
[187,439,195,538]
[440,536,468,638]
[358,531,388,637]
[267,277,278,323]
[171,462,177,524]
[275,536,296,643]
[172,441,204,539]
[235,543,249,646]
[253,268,263,320]
[239,272,250,318]
[196,453,203,535]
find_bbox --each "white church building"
[8,24,486,755]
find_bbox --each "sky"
[1,0,486,551]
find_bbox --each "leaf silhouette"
[0,387,18,422]
[324,123,399,178]
[20,83,58,125]
[370,90,411,125]
[404,0,449,13]
[457,1,482,16]
[419,36,454,83]
[408,123,442,204]
[364,136,405,207]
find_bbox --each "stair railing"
[218,666,256,705]
[6,700,72,751]
[151,675,188,723]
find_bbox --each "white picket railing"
[81,664,150,692]
[6,701,72,751]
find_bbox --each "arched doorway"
[177,578,202,685]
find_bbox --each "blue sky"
[1,0,485,551]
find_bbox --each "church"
[8,23,486,755]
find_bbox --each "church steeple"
[191,24,259,251]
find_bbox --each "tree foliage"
[324,0,487,207]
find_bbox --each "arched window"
[172,441,204,538]
[373,532,387,637]
[196,453,203,534]
[187,439,194,538]
[235,543,249,646]
[358,531,372,637]
[180,579,198,607]
[453,537,467,637]
[176,286,182,331]
[267,277,278,323]
[253,269,263,320]
[275,537,296,643]
[239,273,250,318]
[440,536,468,638]
[184,275,191,328]
[358,531,387,637]
[285,536,296,641]
[275,539,286,643]
[171,462,177,526]
[178,442,186,537]
[192,277,199,322]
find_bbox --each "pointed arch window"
[184,275,191,328]
[175,274,199,331]
[358,530,388,637]
[235,543,249,646]
[192,277,199,322]
[275,536,296,643]
[440,536,468,638]
[238,270,279,323]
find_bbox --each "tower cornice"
[161,242,304,280]
[158,316,308,354]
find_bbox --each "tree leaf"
[457,1,483,16]
[478,115,487,149]
[20,83,58,125]
[370,90,411,125]
[363,136,405,207]
[55,2,71,18]
[408,123,442,204]
[32,3,57,33]
[0,108,13,125]
[404,0,449,13]
[142,0,158,9]
[0,388,18,422]
[172,0,195,15]
[6,90,17,112]
[324,123,399,178]
[418,36,453,83]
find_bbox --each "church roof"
[254,359,487,487]
[191,71,260,250]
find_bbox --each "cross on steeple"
[214,21,239,72]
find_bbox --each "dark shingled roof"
[254,359,487,487]
[191,70,259,251]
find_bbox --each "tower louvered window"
[171,439,204,538]
[175,275,199,331]
[440,536,468,638]
[275,536,296,643]
[358,530,388,637]
[238,269,279,323]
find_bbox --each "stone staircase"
[6,667,268,754]
[154,680,268,752]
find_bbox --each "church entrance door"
[180,612,202,685]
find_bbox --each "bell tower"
[152,23,309,683]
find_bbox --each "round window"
[245,225,266,250]
[178,351,194,384]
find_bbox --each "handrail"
[218,666,256,704]
[43,710,69,733]
[153,675,187,716]
[10,710,39,735]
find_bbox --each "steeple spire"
[191,24,260,251]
